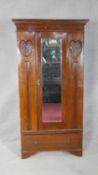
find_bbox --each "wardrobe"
[12,19,88,158]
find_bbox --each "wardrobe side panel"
[17,32,38,130]
[65,31,84,129]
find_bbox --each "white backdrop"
[0,0,98,174]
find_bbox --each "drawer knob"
[32,140,38,145]
[66,138,71,144]
[44,26,47,29]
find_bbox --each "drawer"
[22,133,82,151]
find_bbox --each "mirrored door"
[42,38,62,122]
[37,32,67,129]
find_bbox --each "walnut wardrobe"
[12,19,88,158]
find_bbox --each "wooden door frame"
[36,31,67,130]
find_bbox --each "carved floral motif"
[19,40,33,57]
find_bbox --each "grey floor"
[0,138,98,175]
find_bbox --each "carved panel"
[69,40,82,60]
[19,40,33,57]
[25,61,31,130]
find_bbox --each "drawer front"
[22,133,82,151]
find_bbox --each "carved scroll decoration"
[69,40,82,61]
[19,40,33,57]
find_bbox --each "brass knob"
[32,140,38,145]
[66,138,71,144]
[37,80,40,86]
[44,26,47,29]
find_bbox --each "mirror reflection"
[41,38,62,122]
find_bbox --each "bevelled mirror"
[41,37,62,122]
